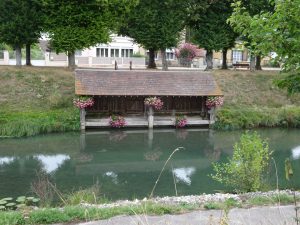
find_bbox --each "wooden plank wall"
[88,96,207,116]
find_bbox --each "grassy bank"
[0,193,299,225]
[0,66,299,137]
[0,66,79,137]
[213,70,300,130]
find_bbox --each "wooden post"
[148,107,154,129]
[208,107,216,124]
[80,108,86,130]
[115,60,118,70]
[129,61,132,70]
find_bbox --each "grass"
[212,70,300,130]
[0,66,300,136]
[0,193,298,225]
[0,66,78,137]
[0,203,194,225]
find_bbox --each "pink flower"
[175,116,187,128]
[206,96,224,109]
[109,116,126,128]
[73,97,94,109]
[144,97,164,110]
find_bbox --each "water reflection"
[0,157,15,165]
[104,171,118,184]
[0,128,299,200]
[173,167,196,185]
[292,146,300,160]
[34,154,70,173]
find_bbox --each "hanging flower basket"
[175,115,188,128]
[109,115,126,128]
[175,43,200,67]
[73,96,94,109]
[206,96,224,109]
[144,97,164,110]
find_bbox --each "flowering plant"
[109,115,126,128]
[175,115,188,128]
[144,97,164,110]
[73,96,94,109]
[206,96,224,109]
[175,43,199,66]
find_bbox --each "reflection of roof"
[75,69,223,96]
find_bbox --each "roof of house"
[75,69,223,96]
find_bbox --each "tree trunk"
[26,43,31,66]
[255,55,262,70]
[148,48,156,69]
[221,49,228,69]
[15,46,22,66]
[205,50,213,70]
[250,54,256,71]
[68,51,76,70]
[161,48,168,71]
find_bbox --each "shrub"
[211,132,272,192]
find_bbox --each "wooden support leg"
[148,107,154,129]
[80,108,86,130]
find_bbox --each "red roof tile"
[75,69,223,96]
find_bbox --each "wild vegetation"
[211,132,272,192]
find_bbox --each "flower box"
[206,96,224,109]
[144,97,164,110]
[109,115,126,128]
[73,97,94,109]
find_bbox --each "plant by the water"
[211,131,272,192]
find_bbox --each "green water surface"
[0,128,299,200]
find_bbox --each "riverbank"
[0,190,299,225]
[0,66,299,137]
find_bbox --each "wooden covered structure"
[75,69,223,129]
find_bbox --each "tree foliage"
[211,132,272,192]
[187,0,237,69]
[0,0,44,65]
[44,0,138,68]
[120,0,190,69]
[229,0,300,93]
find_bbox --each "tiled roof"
[75,69,223,96]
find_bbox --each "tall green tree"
[120,0,189,70]
[44,0,137,69]
[235,0,274,70]
[188,0,237,70]
[229,0,300,93]
[0,0,44,66]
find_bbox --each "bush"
[211,132,272,192]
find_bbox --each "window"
[110,49,120,58]
[96,48,108,57]
[232,50,243,63]
[166,52,175,60]
[121,49,133,58]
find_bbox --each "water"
[0,128,299,201]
